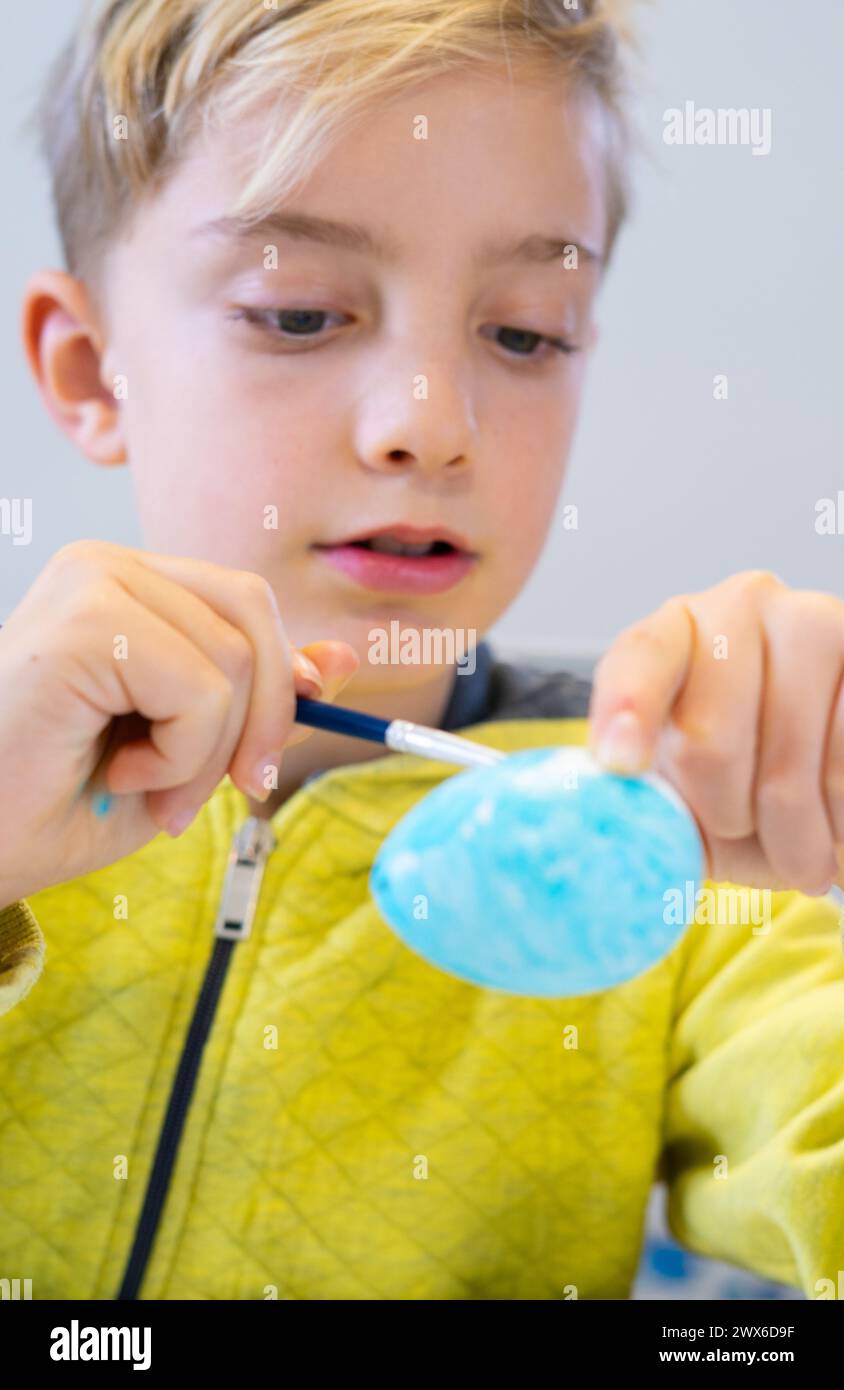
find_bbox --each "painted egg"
[370,745,704,996]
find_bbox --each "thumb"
[295,639,360,700]
[284,640,360,749]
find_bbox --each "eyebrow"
[191,210,603,269]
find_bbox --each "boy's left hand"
[588,570,844,896]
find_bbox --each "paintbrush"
[294,696,505,769]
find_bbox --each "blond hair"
[35,0,637,287]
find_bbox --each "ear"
[20,270,126,466]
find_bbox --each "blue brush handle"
[294,695,391,745]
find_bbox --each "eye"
[484,324,578,363]
[272,309,339,337]
[233,306,349,344]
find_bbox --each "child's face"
[96,63,606,689]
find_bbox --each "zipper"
[116,815,277,1300]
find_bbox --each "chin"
[312,610,480,687]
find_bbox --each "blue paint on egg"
[369,746,704,997]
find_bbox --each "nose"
[353,341,478,478]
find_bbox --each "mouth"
[312,524,479,595]
[317,523,475,555]
[343,536,457,557]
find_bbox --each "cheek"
[118,323,323,539]
[478,464,566,612]
[505,480,566,583]
[491,393,576,522]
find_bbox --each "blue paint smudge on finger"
[93,792,113,817]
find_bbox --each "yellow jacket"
[1,652,843,1300]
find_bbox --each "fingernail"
[809,878,835,897]
[292,651,323,691]
[167,805,200,837]
[596,711,647,774]
[322,667,357,702]
[248,752,282,800]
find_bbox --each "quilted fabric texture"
[0,900,44,1018]
[2,713,844,1300]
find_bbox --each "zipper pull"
[213,816,278,941]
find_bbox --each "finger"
[60,543,303,805]
[298,639,361,697]
[283,640,362,749]
[588,597,694,773]
[66,586,246,820]
[705,829,839,896]
[702,831,810,893]
[115,551,352,805]
[163,637,358,802]
[822,665,844,845]
[652,590,762,839]
[289,645,325,694]
[100,564,279,809]
[754,595,841,894]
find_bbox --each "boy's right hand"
[0,540,360,906]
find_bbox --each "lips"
[320,523,475,554]
[312,523,478,595]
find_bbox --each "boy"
[1,0,842,1301]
